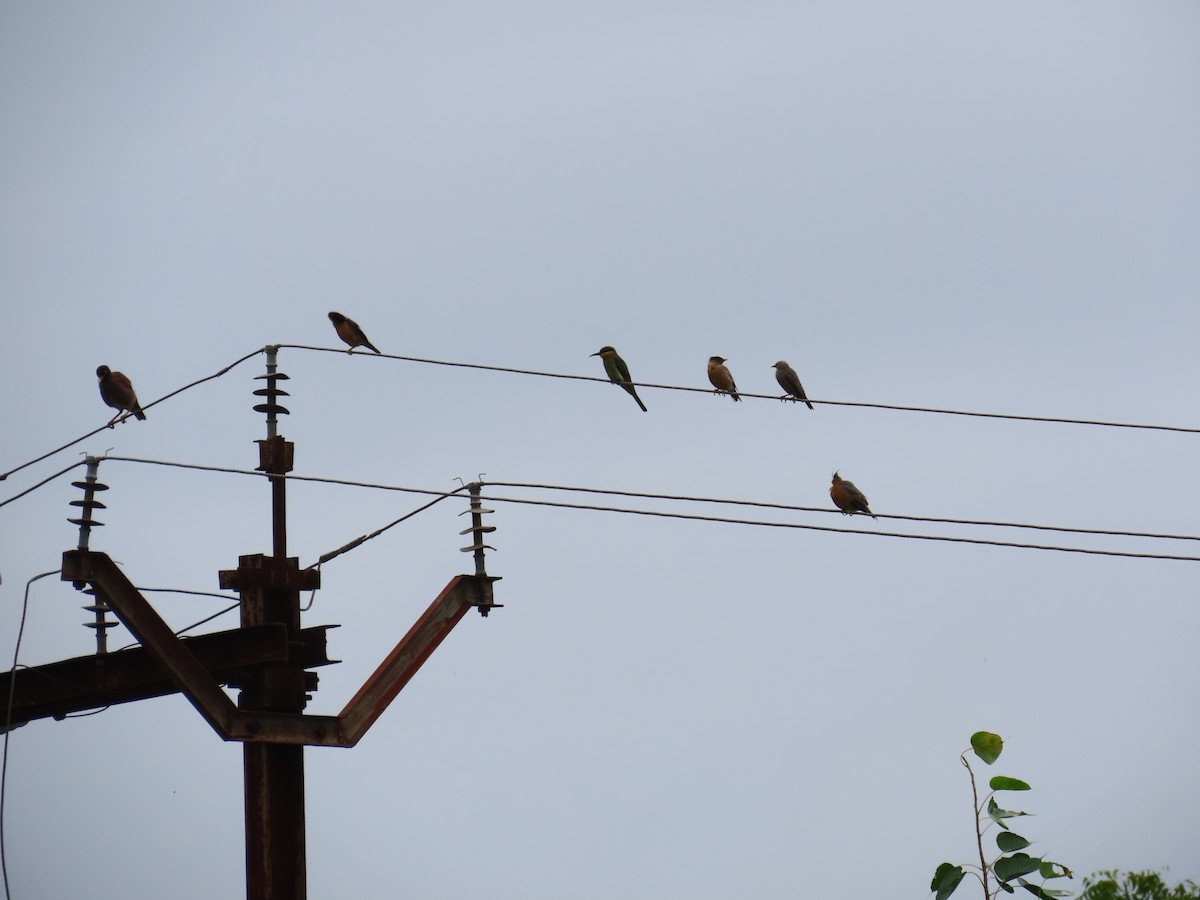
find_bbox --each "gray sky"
[2,3,1198,898]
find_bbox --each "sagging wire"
[2,569,62,900]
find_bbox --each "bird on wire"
[96,365,147,427]
[328,311,381,354]
[772,361,814,410]
[591,346,648,412]
[707,356,740,401]
[830,471,876,518]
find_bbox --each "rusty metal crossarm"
[61,549,240,738]
[337,574,498,746]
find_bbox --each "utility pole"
[2,347,500,899]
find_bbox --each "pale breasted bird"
[772,361,814,410]
[829,471,876,518]
[591,346,648,412]
[328,311,381,354]
[96,365,147,427]
[707,356,740,401]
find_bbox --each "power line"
[98,456,1200,547]
[2,569,61,900]
[0,461,87,511]
[0,347,268,484]
[469,492,1200,563]
[312,487,468,568]
[482,481,1200,543]
[277,343,1200,435]
[92,455,1200,563]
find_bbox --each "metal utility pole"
[3,347,500,900]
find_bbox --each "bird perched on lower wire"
[591,346,647,412]
[707,356,740,401]
[830,471,876,518]
[328,311,381,354]
[96,365,147,427]
[772,361,814,410]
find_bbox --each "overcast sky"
[2,3,1199,898]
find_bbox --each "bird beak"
[589,351,600,357]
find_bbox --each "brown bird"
[96,365,147,427]
[328,311,381,354]
[772,361,814,410]
[707,356,740,401]
[829,471,876,518]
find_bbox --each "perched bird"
[328,311,381,354]
[772,361,814,410]
[829,471,876,519]
[590,346,648,412]
[96,365,147,427]
[707,356,740,401]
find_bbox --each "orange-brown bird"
[772,360,814,410]
[829,471,876,518]
[707,356,740,401]
[328,311,380,354]
[96,365,147,427]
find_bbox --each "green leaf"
[999,882,1015,893]
[995,853,1043,882]
[1018,877,1072,898]
[996,832,1031,852]
[1038,861,1072,880]
[987,796,1030,830]
[971,732,1004,765]
[990,776,1032,791]
[931,863,966,900]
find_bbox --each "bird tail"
[805,399,814,411]
[365,342,381,354]
[133,406,147,421]
[731,391,741,402]
[623,384,648,412]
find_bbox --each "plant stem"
[962,751,991,900]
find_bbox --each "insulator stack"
[82,586,118,654]
[68,456,118,650]
[68,456,108,552]
[459,482,498,615]
[253,345,291,439]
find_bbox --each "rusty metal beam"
[338,574,496,746]
[61,549,240,737]
[59,551,494,749]
[0,624,289,728]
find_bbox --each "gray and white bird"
[772,361,813,410]
[707,356,740,401]
[830,471,876,518]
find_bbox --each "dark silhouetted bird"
[591,346,647,412]
[830,471,876,518]
[96,365,147,427]
[707,357,740,401]
[328,311,380,354]
[772,361,814,410]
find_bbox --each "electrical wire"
[0,346,268,484]
[276,343,1200,435]
[311,486,469,568]
[2,569,61,900]
[481,481,1200,543]
[469,491,1200,563]
[98,456,1200,548]
[0,461,87,511]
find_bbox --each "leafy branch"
[931,731,1073,900]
